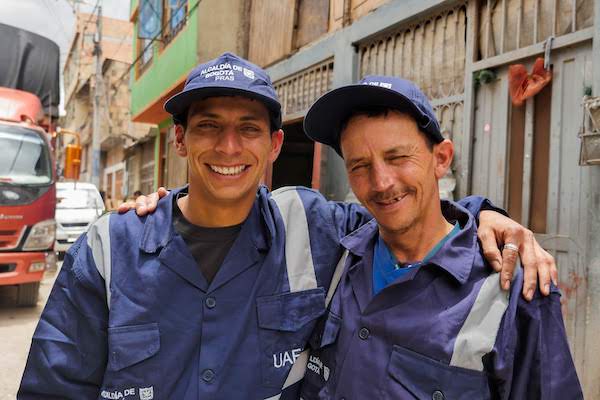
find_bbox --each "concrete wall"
[197,0,250,61]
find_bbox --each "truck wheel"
[16,282,40,307]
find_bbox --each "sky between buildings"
[0,0,131,114]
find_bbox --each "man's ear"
[433,139,454,179]
[268,129,284,163]
[174,125,187,157]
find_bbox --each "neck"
[178,185,256,228]
[380,203,453,263]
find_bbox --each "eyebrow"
[345,145,415,167]
[384,144,415,155]
[189,111,264,123]
[345,156,368,168]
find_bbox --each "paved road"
[0,266,59,399]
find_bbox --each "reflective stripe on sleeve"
[86,213,112,308]
[271,187,318,292]
[450,272,509,371]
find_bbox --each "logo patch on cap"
[243,67,255,79]
[365,81,393,89]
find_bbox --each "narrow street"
[0,266,59,399]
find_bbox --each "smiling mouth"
[208,164,249,176]
[373,194,408,207]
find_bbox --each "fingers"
[157,187,169,198]
[500,226,529,292]
[538,243,557,293]
[514,228,539,301]
[117,200,136,214]
[550,257,559,287]
[501,244,519,291]
[145,192,161,214]
[134,196,150,216]
[132,188,169,216]
[479,228,503,273]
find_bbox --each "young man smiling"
[300,76,582,399]
[20,53,554,400]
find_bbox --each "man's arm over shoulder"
[18,215,111,399]
[490,278,583,400]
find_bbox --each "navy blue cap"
[164,52,282,129]
[303,75,443,156]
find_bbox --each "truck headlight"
[23,219,56,251]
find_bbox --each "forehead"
[188,96,270,121]
[340,111,423,151]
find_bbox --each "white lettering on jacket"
[100,388,135,399]
[273,347,303,368]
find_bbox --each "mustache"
[369,188,415,203]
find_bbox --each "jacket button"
[205,297,216,309]
[358,327,370,340]
[432,390,445,400]
[202,369,215,382]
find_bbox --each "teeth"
[379,196,403,205]
[209,165,247,175]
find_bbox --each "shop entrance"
[271,120,315,190]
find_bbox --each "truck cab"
[0,88,56,306]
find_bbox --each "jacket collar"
[139,185,272,254]
[340,200,477,285]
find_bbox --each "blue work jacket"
[19,187,491,400]
[301,202,583,400]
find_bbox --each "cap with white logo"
[303,75,443,157]
[164,52,282,129]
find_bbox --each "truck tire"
[16,282,40,307]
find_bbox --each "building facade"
[61,12,153,204]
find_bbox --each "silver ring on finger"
[503,243,519,252]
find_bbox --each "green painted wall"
[130,0,200,118]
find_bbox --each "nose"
[370,160,394,193]
[214,127,243,156]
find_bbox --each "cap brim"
[303,84,428,156]
[164,86,281,120]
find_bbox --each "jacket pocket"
[257,288,326,388]
[387,345,491,400]
[100,322,161,399]
[300,310,342,399]
[108,323,160,371]
[308,310,341,350]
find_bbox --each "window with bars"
[273,59,334,119]
[478,0,594,60]
[357,4,467,101]
[162,0,187,46]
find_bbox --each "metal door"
[469,43,597,395]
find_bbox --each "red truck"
[0,87,57,306]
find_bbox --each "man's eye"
[196,122,218,129]
[241,126,260,133]
[352,164,368,172]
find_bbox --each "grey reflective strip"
[271,187,318,292]
[450,272,509,371]
[86,214,112,308]
[264,251,349,400]
[326,250,349,307]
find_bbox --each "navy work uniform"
[301,202,583,400]
[19,186,491,399]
